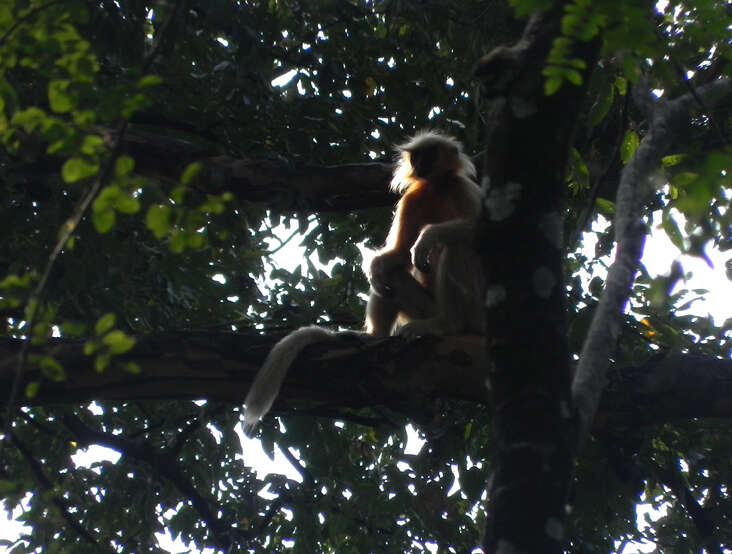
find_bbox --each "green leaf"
[48,80,74,113]
[545,75,563,96]
[12,107,47,132]
[588,82,614,128]
[115,155,135,176]
[171,186,186,204]
[614,76,628,96]
[565,68,583,85]
[62,157,99,183]
[200,194,228,214]
[672,171,698,189]
[565,58,587,70]
[146,205,172,238]
[121,92,151,118]
[621,55,641,82]
[0,273,34,290]
[60,321,85,336]
[123,361,141,374]
[25,381,40,399]
[596,198,615,216]
[620,131,640,164]
[80,134,105,156]
[661,212,685,251]
[102,330,136,355]
[94,353,111,372]
[568,147,590,192]
[83,340,98,355]
[0,5,12,27]
[181,162,203,185]
[137,75,163,88]
[114,193,140,214]
[187,232,205,249]
[169,229,186,253]
[662,154,685,167]
[39,356,65,381]
[92,208,115,233]
[93,185,120,212]
[95,313,116,335]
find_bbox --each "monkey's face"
[408,142,459,181]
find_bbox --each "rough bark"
[2,335,730,430]
[9,130,397,212]
[475,5,601,552]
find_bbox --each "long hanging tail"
[244,326,336,432]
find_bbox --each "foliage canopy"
[0,0,730,552]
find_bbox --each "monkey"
[365,131,484,338]
[244,131,485,431]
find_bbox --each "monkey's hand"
[412,225,439,273]
[369,251,404,297]
[398,317,441,339]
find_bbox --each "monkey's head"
[390,131,476,194]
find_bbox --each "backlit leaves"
[620,130,640,164]
[85,313,136,372]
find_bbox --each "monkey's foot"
[397,318,444,339]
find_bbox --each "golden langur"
[244,131,485,430]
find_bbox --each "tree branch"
[2,336,730,435]
[652,457,723,554]
[9,431,106,550]
[61,413,242,549]
[572,78,732,445]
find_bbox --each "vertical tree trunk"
[477,7,600,552]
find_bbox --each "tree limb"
[61,412,242,549]
[572,78,732,445]
[652,457,723,554]
[9,430,107,551]
[1,336,730,433]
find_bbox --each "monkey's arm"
[412,218,477,272]
[370,188,425,295]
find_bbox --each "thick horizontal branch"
[15,129,488,213]
[12,129,398,212]
[1,334,730,429]
[119,129,400,211]
[197,156,396,212]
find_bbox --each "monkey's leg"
[365,267,438,336]
[387,269,437,320]
[399,243,484,338]
[365,288,400,337]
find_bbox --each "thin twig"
[282,446,315,489]
[569,91,630,248]
[266,217,317,256]
[672,60,728,147]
